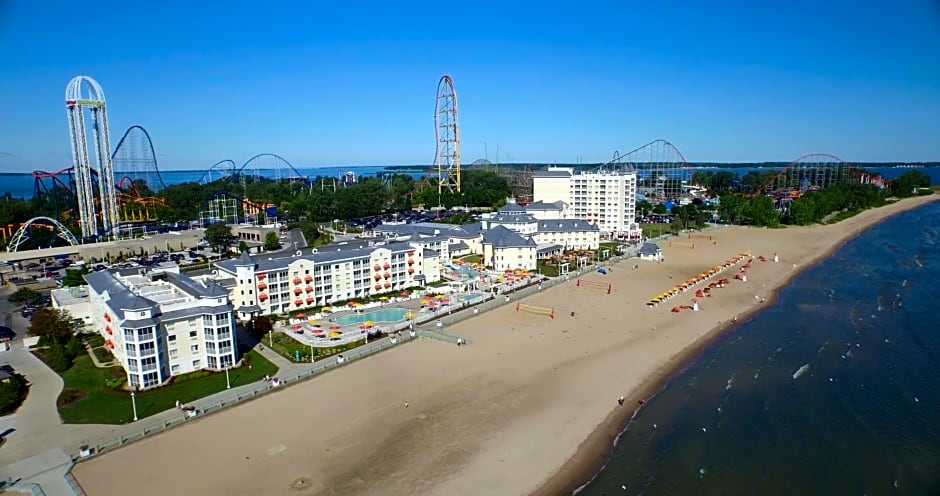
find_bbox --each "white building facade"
[84,267,237,389]
[533,166,641,237]
[216,242,439,319]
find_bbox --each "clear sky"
[1,0,938,172]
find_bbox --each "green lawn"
[90,346,113,364]
[56,350,277,424]
[270,332,365,362]
[456,254,482,264]
[536,260,561,277]
[641,223,673,239]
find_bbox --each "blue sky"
[0,0,938,172]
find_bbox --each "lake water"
[577,201,940,495]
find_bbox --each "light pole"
[225,366,231,389]
[268,329,273,348]
[309,343,314,363]
[130,391,138,421]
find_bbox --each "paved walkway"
[0,340,299,495]
[83,344,115,368]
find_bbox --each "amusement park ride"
[6,73,887,253]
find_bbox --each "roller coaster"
[199,191,277,227]
[748,153,887,201]
[197,154,307,185]
[32,124,168,231]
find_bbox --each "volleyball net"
[669,241,695,249]
[516,303,555,319]
[576,279,612,294]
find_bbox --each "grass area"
[456,254,482,264]
[598,242,620,260]
[824,208,863,224]
[536,260,561,277]
[85,334,105,347]
[641,223,673,239]
[90,346,113,364]
[52,350,277,424]
[269,332,365,363]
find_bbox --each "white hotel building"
[83,266,237,389]
[532,166,641,238]
[214,242,439,320]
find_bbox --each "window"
[168,334,177,343]
[169,348,178,358]
[171,363,180,374]
[143,372,159,388]
[190,344,199,353]
[141,356,158,372]
[192,359,201,368]
[189,330,198,339]
[139,342,156,356]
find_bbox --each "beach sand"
[72,195,938,496]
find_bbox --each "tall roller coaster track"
[433,75,461,195]
[66,75,118,239]
[748,153,880,200]
[602,139,697,203]
[198,160,238,185]
[112,125,166,192]
[237,153,306,183]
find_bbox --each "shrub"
[105,376,126,390]
[172,370,212,384]
[57,387,85,408]
[46,343,71,372]
[0,373,28,415]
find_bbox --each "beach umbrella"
[312,329,325,334]
[322,307,332,312]
[290,324,301,331]
[379,296,389,301]
[364,320,374,326]
[400,291,410,296]
[405,311,415,319]
[295,313,306,319]
[329,332,341,338]
[329,324,340,330]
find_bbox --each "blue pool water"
[334,307,409,326]
[454,292,485,303]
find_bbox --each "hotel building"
[532,166,641,237]
[214,242,439,320]
[82,266,237,389]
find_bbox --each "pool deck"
[278,292,489,348]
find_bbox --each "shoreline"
[70,194,939,496]
[530,194,939,496]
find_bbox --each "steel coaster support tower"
[434,75,461,195]
[66,76,117,239]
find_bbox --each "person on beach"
[618,396,625,406]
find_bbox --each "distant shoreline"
[0,162,936,177]
[528,193,940,496]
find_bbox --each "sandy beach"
[72,195,938,496]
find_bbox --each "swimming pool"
[453,292,485,304]
[334,307,410,326]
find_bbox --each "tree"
[264,231,281,251]
[787,196,817,225]
[238,240,249,253]
[62,267,90,287]
[28,307,75,345]
[247,315,273,338]
[205,222,235,253]
[0,372,28,415]
[890,170,931,198]
[8,287,43,307]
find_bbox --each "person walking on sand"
[618,396,625,406]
